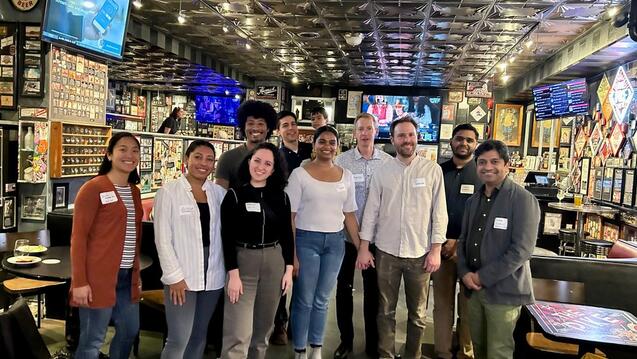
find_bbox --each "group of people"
[69,99,540,359]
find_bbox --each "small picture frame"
[53,183,69,210]
[21,194,46,221]
[448,90,464,103]
[543,212,562,235]
[579,157,591,195]
[2,196,16,229]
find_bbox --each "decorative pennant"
[588,124,603,156]
[599,139,612,163]
[601,95,614,123]
[608,66,634,123]
[470,105,486,121]
[597,75,611,104]
[622,140,633,160]
[609,122,626,156]
[574,128,588,157]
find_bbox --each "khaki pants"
[221,246,284,359]
[467,290,521,359]
[376,250,430,359]
[431,255,474,359]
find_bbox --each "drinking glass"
[557,190,565,203]
[14,239,30,258]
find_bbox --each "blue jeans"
[75,269,139,359]
[291,229,345,350]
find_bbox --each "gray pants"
[161,247,223,359]
[221,246,285,359]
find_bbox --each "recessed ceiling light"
[132,0,142,9]
[177,11,186,24]
[245,43,251,50]
[222,24,229,33]
[292,76,299,84]
[235,94,241,100]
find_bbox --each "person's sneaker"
[334,342,352,358]
[270,324,288,345]
[309,346,322,359]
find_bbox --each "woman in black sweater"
[220,142,293,359]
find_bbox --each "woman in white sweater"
[153,140,226,358]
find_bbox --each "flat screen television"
[41,0,132,61]
[362,95,441,142]
[195,96,241,125]
[532,78,589,120]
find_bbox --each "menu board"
[50,46,108,124]
[533,78,589,120]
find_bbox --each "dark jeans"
[335,242,379,352]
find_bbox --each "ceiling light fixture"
[343,33,364,46]
[608,6,620,18]
[132,0,142,9]
[235,94,241,100]
[502,74,510,83]
[222,24,229,33]
[509,56,516,63]
[525,39,533,48]
[497,63,507,71]
[292,76,299,84]
[224,90,230,95]
[177,0,185,24]
[245,42,251,50]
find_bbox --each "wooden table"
[526,300,637,356]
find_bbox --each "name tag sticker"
[460,184,475,195]
[413,178,426,188]
[245,202,261,212]
[336,183,347,192]
[353,173,365,183]
[99,191,118,205]
[494,217,508,230]
[179,205,195,215]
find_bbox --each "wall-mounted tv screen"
[42,0,132,61]
[533,78,589,120]
[362,95,441,142]
[195,96,241,125]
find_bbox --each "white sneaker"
[294,351,307,359]
[308,346,322,359]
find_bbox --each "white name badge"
[494,217,508,230]
[99,191,118,205]
[353,173,365,183]
[413,178,426,188]
[245,202,261,212]
[460,184,475,195]
[336,183,347,192]
[179,205,195,215]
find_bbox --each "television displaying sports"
[195,96,241,125]
[533,78,589,120]
[41,0,132,61]
[362,95,441,142]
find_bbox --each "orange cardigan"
[70,175,143,308]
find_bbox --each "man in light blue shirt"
[333,113,391,359]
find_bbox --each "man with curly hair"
[215,100,278,190]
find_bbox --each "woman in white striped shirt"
[153,140,226,358]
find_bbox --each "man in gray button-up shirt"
[333,113,391,359]
[457,140,540,359]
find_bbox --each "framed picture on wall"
[440,123,454,140]
[531,118,561,148]
[21,194,46,221]
[579,157,591,195]
[2,196,16,229]
[623,169,635,207]
[560,127,572,145]
[493,104,523,146]
[441,104,456,122]
[472,122,485,140]
[52,183,69,210]
[448,90,464,103]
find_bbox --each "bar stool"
[558,228,577,256]
[580,239,613,258]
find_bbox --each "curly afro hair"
[237,100,278,139]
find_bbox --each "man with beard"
[432,124,481,359]
[357,116,447,359]
[333,113,392,359]
[215,100,277,189]
[457,140,539,359]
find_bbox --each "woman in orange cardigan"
[71,132,143,359]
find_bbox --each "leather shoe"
[334,342,352,358]
[270,324,288,345]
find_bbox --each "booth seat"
[141,198,154,222]
[608,240,637,259]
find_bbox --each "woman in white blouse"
[286,126,361,359]
[153,140,226,358]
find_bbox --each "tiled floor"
[39,274,439,358]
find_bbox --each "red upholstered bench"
[141,198,154,221]
[608,240,637,259]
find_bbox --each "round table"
[547,202,618,256]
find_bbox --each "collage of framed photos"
[50,46,108,124]
[20,24,44,97]
[0,22,18,109]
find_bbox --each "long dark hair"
[97,132,141,184]
[170,107,182,118]
[237,142,288,191]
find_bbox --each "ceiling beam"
[496,19,629,101]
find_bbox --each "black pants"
[335,242,379,352]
